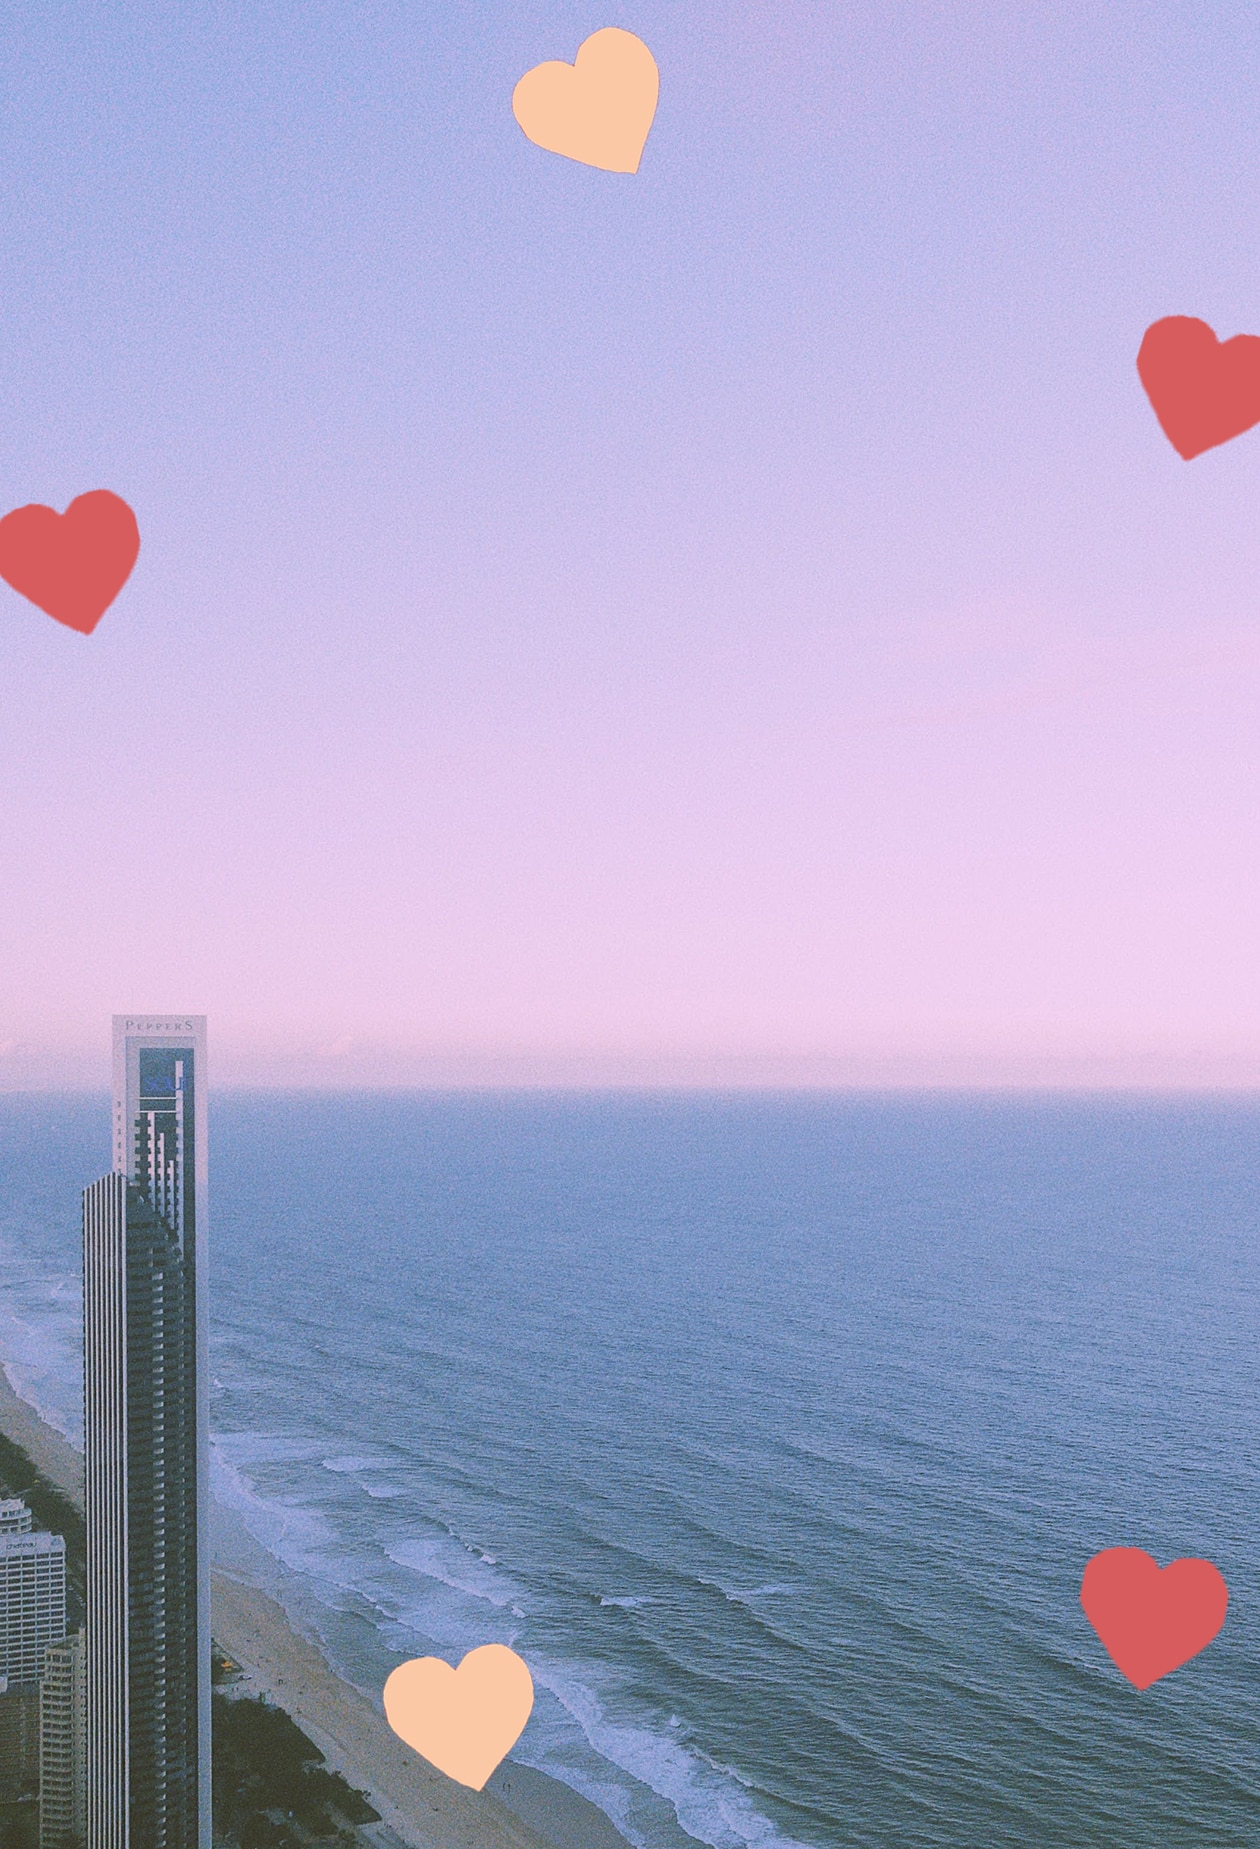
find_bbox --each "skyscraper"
[83,1016,209,1849]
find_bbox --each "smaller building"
[0,1676,40,1801]
[0,1530,66,1689]
[0,1499,33,1536]
[39,1628,85,1849]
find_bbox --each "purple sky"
[3,2,1260,1088]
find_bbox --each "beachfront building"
[0,1512,66,1802]
[0,1527,67,1688]
[0,1498,33,1536]
[40,1627,86,1848]
[83,1017,210,1849]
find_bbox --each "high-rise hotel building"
[83,1017,210,1849]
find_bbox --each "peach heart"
[382,1644,534,1790]
[512,27,659,174]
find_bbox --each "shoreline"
[0,1364,632,1849]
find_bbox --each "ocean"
[0,1090,1257,1847]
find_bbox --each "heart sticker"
[1080,1547,1228,1689]
[1137,316,1260,460]
[382,1643,534,1790]
[512,27,659,175]
[0,490,140,634]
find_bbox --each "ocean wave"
[212,1429,328,1468]
[2,1360,79,1445]
[0,1302,83,1446]
[385,1533,525,1613]
[528,1657,813,1849]
[208,1439,338,1572]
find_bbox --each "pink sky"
[3,2,1260,1088]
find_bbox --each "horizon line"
[11,1044,1260,1093]
[9,1078,1260,1097]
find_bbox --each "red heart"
[1137,316,1260,460]
[0,490,140,635]
[1080,1547,1228,1689]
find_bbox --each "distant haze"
[3,4,1260,1090]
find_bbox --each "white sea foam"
[2,1359,78,1444]
[0,1302,83,1445]
[208,1439,337,1573]
[527,1658,814,1849]
[212,1429,326,1468]
[385,1534,524,1613]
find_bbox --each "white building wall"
[0,1532,66,1688]
[0,1500,32,1536]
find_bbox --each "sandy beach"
[0,1364,631,1849]
[0,1364,84,1504]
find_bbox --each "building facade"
[83,1016,210,1849]
[0,1499,33,1536]
[0,1683,40,1803]
[0,1504,66,1806]
[0,1527,66,1688]
[40,1627,86,1849]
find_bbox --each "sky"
[3,1,1260,1088]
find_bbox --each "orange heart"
[512,28,659,175]
[382,1644,534,1790]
